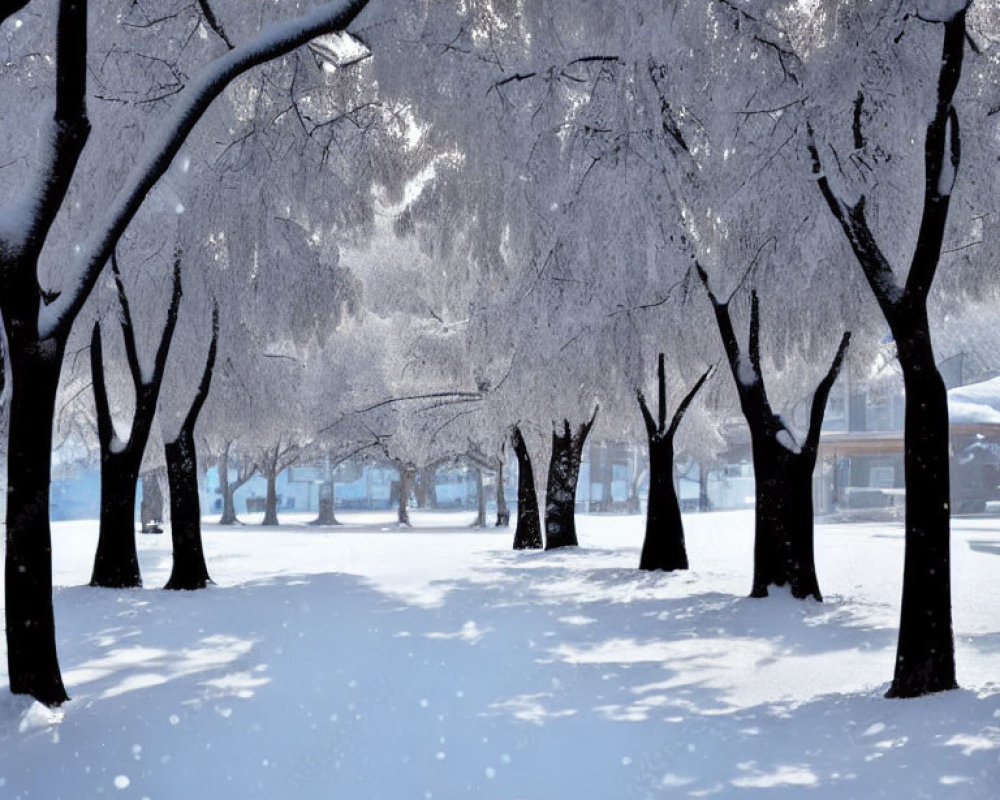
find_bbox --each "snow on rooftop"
[948,375,1000,424]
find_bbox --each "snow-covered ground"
[1,509,998,799]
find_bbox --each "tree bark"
[471,467,487,527]
[511,426,542,549]
[3,331,70,706]
[397,464,414,526]
[638,356,712,571]
[163,431,212,590]
[262,468,280,526]
[495,456,510,527]
[218,444,237,525]
[140,472,164,533]
[311,480,340,525]
[90,454,143,587]
[544,407,599,550]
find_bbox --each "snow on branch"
[38,0,371,339]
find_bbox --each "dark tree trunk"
[90,454,143,587]
[140,472,164,533]
[262,469,280,526]
[164,302,217,590]
[641,440,686,570]
[637,356,711,572]
[698,269,848,601]
[749,447,821,600]
[544,407,599,551]
[511,426,542,550]
[471,467,487,527]
[886,321,955,697]
[163,430,212,590]
[495,457,510,527]
[808,12,964,697]
[3,331,70,706]
[218,446,238,525]
[397,465,414,526]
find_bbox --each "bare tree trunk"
[311,480,340,525]
[511,426,542,549]
[262,467,280,526]
[91,453,143,587]
[163,431,212,590]
[397,464,414,527]
[544,407,599,551]
[218,443,237,525]
[471,467,486,527]
[495,456,510,527]
[140,472,164,533]
[3,331,70,706]
[164,302,217,590]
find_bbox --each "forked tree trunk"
[698,269,849,601]
[90,254,181,588]
[163,431,212,590]
[638,355,712,572]
[164,302,217,590]
[495,456,510,527]
[808,11,964,697]
[511,426,542,550]
[544,406,599,551]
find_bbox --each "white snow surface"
[2,509,998,799]
[949,375,1000,424]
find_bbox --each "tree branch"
[89,322,113,451]
[149,250,183,391]
[667,365,714,441]
[39,0,371,339]
[904,11,967,302]
[180,298,219,433]
[803,331,851,455]
[110,250,142,390]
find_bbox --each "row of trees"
[1,0,993,706]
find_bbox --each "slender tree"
[258,438,301,526]
[698,267,849,601]
[637,355,713,572]
[807,5,967,696]
[164,301,219,590]
[511,425,542,550]
[89,253,182,588]
[544,406,599,551]
[217,442,258,525]
[0,0,371,705]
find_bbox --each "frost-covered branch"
[179,299,219,434]
[806,125,902,313]
[667,365,714,441]
[39,0,371,338]
[904,11,967,302]
[803,331,850,456]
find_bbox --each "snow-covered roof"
[948,375,1000,425]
